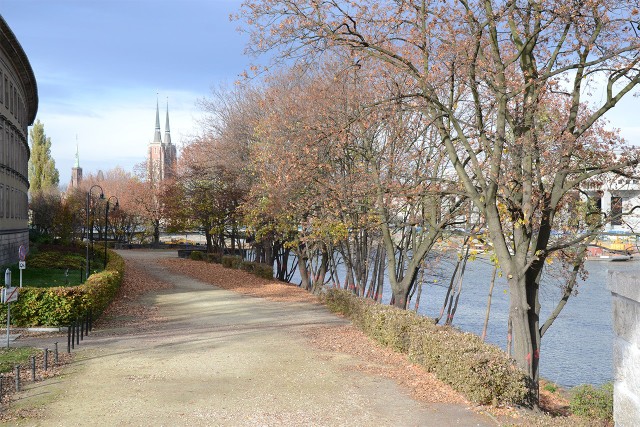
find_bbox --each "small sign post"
[3,269,18,348]
[18,245,26,288]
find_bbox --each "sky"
[3,1,640,189]
[2,0,253,187]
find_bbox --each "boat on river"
[587,238,636,261]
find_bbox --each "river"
[289,253,635,388]
[395,255,636,388]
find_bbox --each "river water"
[289,253,635,387]
[394,255,637,388]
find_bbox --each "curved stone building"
[0,15,38,266]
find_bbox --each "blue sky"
[2,0,251,186]
[3,1,640,189]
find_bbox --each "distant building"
[0,16,38,266]
[147,100,176,185]
[69,144,83,189]
[583,176,640,234]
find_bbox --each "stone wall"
[608,271,640,426]
[0,229,28,267]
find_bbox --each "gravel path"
[9,250,495,426]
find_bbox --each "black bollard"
[43,348,48,371]
[54,342,59,365]
[67,325,71,353]
[85,313,90,336]
[71,322,75,350]
[0,375,3,401]
[14,366,20,392]
[80,317,84,341]
[75,319,80,346]
[30,356,35,381]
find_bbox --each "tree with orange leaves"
[241,0,640,404]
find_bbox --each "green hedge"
[27,251,85,269]
[0,250,125,327]
[240,261,273,279]
[570,383,613,422]
[321,289,528,406]
[189,251,205,261]
[206,253,222,263]
[221,255,243,269]
[218,256,273,279]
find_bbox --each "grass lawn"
[0,347,35,373]
[3,263,104,288]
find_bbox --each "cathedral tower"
[148,98,177,184]
[69,143,83,189]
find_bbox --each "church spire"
[164,98,172,145]
[70,135,83,189]
[153,97,162,143]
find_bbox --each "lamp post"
[86,185,104,279]
[104,196,119,269]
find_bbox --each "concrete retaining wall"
[608,271,640,426]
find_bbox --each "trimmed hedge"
[217,256,273,279]
[0,250,125,327]
[221,255,243,269]
[239,261,274,279]
[27,251,85,269]
[206,253,222,264]
[321,289,528,406]
[189,251,205,261]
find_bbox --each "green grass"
[6,266,86,287]
[2,260,104,288]
[0,347,36,373]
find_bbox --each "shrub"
[252,263,274,280]
[189,251,205,261]
[206,253,222,264]
[239,261,272,279]
[221,255,242,269]
[240,261,255,273]
[570,383,613,422]
[320,288,528,406]
[322,287,362,318]
[0,250,125,327]
[27,251,85,269]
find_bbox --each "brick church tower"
[69,144,82,189]
[148,99,177,185]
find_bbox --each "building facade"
[583,176,640,234]
[0,16,38,266]
[147,100,176,185]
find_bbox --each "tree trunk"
[153,220,160,248]
[434,260,459,324]
[205,229,213,253]
[509,276,539,406]
[481,265,497,341]
[375,255,384,302]
[312,248,329,294]
[445,245,469,325]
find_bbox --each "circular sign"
[18,245,26,261]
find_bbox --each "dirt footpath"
[9,250,495,426]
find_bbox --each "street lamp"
[86,185,104,279]
[104,196,119,269]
